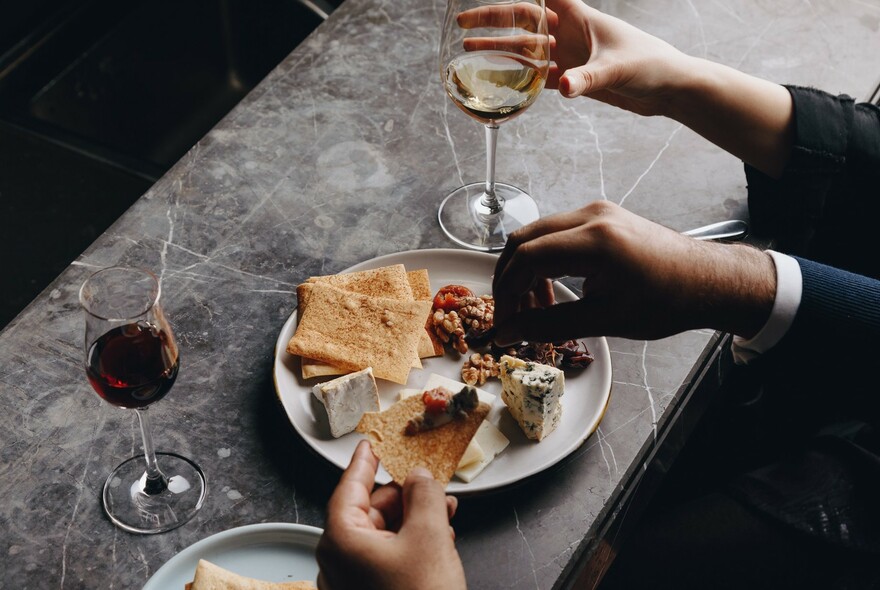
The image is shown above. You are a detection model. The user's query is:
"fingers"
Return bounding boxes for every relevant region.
[494,298,596,346]
[368,484,403,531]
[494,226,595,328]
[326,440,377,523]
[462,34,550,61]
[446,494,459,521]
[493,209,588,294]
[400,467,454,538]
[457,2,548,33]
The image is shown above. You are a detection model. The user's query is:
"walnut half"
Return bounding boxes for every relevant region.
[461,353,500,386]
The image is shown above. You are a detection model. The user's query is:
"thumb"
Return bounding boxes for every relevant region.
[559,61,617,98]
[400,467,453,538]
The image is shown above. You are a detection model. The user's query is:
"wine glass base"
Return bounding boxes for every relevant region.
[438,182,539,251]
[102,451,207,534]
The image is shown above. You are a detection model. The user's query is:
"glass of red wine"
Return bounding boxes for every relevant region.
[80,266,206,534]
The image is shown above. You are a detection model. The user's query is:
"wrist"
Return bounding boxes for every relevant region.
[684,242,776,338]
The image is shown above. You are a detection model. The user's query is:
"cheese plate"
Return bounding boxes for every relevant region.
[273,249,612,494]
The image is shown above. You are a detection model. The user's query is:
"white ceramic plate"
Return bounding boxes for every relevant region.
[143,522,322,589]
[273,249,612,494]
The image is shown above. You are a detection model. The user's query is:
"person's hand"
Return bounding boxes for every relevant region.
[456,0,686,116]
[542,0,696,116]
[316,440,467,590]
[542,0,794,176]
[491,201,776,345]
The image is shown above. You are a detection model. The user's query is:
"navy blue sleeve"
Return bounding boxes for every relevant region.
[788,256,880,344]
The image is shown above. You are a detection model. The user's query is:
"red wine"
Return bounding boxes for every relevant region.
[86,322,179,409]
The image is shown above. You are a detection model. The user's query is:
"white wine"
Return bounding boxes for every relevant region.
[444,51,546,124]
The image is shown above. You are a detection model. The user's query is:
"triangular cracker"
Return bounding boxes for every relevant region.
[356,395,490,485]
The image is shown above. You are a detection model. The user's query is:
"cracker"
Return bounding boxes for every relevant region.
[356,396,490,486]
[407,269,443,358]
[298,265,425,379]
[188,559,316,589]
[287,283,432,384]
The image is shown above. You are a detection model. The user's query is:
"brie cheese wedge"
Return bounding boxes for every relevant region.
[313,367,380,438]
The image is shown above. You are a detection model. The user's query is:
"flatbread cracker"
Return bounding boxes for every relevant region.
[407,269,443,359]
[298,265,424,379]
[306,264,414,299]
[287,283,432,384]
[356,395,490,485]
[188,559,316,589]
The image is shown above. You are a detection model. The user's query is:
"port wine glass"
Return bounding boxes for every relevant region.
[80,266,206,534]
[439,0,550,251]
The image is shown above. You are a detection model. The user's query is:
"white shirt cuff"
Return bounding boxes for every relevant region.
[731,250,802,364]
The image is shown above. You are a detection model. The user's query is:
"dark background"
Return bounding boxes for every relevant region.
[0,0,339,329]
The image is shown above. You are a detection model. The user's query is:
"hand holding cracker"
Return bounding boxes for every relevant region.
[316,441,466,590]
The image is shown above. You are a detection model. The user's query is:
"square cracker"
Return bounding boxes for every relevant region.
[356,395,490,486]
[287,282,432,384]
[298,265,423,378]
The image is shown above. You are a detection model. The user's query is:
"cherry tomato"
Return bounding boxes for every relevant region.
[432,284,473,312]
[422,388,451,414]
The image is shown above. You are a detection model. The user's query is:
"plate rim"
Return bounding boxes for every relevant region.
[272,248,612,495]
[144,522,323,589]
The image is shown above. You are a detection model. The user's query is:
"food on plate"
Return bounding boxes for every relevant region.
[296,264,422,379]
[398,374,506,482]
[312,367,380,438]
[499,355,565,441]
[421,372,495,405]
[186,559,316,589]
[294,265,440,379]
[287,281,432,384]
[404,386,479,435]
[406,269,445,359]
[455,420,510,483]
[356,392,490,485]
[428,284,494,355]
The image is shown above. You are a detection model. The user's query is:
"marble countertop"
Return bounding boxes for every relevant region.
[3,0,879,588]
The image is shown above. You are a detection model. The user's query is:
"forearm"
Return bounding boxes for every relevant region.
[663,57,795,178]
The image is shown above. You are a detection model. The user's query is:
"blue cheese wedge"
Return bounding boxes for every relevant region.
[313,367,380,438]
[499,355,564,441]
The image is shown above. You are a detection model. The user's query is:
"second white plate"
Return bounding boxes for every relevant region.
[144,522,322,589]
[273,249,612,494]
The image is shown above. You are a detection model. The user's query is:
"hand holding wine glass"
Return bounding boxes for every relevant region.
[80,266,206,534]
[439,0,550,251]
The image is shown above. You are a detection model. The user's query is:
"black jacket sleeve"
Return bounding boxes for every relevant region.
[746,86,880,279]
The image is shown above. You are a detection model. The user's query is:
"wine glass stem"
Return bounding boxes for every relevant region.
[135,408,169,495]
[481,123,502,214]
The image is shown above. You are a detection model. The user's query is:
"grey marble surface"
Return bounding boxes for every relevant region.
[2,0,880,588]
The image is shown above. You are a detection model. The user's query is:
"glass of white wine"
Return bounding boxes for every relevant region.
[439,0,550,251]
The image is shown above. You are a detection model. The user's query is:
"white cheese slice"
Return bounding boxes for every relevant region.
[499,355,564,441]
[312,367,380,438]
[455,421,510,482]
